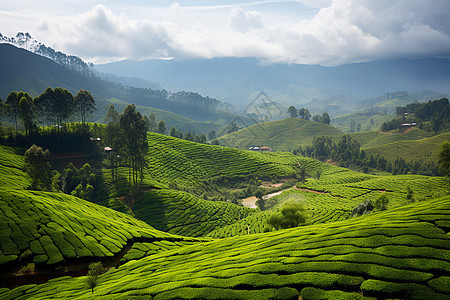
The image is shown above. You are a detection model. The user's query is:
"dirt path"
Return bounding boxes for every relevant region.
[242,186,300,209]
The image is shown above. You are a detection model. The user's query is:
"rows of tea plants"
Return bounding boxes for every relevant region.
[144,133,303,186]
[3,196,449,299]
[208,189,356,238]
[0,189,199,267]
[0,145,30,189]
[144,133,366,187]
[120,240,199,263]
[133,189,254,237]
[207,210,276,238]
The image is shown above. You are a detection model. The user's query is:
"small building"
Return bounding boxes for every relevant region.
[260,146,272,152]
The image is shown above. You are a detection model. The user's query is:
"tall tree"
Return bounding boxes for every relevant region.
[169,126,177,137]
[207,130,216,141]
[34,88,54,131]
[148,113,157,132]
[322,112,330,125]
[439,141,450,177]
[119,104,148,186]
[5,91,20,132]
[105,104,119,124]
[74,90,96,124]
[157,120,167,134]
[288,106,297,118]
[23,144,52,191]
[53,88,74,131]
[18,93,35,138]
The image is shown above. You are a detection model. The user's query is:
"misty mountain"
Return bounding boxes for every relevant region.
[0,32,93,75]
[95,56,450,115]
[0,44,231,122]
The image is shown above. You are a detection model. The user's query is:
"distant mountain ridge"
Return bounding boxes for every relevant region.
[96,56,450,115]
[0,43,233,125]
[0,32,93,75]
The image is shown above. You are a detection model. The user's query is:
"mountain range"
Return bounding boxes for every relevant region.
[96,56,450,115]
[0,43,237,131]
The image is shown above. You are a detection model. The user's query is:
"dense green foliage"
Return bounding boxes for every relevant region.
[382,98,449,133]
[296,133,441,175]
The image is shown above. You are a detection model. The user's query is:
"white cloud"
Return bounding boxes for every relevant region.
[228,8,263,32]
[3,0,449,65]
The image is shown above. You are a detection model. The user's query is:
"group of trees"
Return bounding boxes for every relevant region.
[294,135,440,176]
[381,98,449,133]
[1,88,96,138]
[103,104,148,186]
[287,106,330,125]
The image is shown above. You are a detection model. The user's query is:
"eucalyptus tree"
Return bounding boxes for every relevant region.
[5,91,20,132]
[119,104,148,186]
[288,106,297,118]
[74,89,96,124]
[18,93,35,138]
[34,87,55,132]
[53,88,74,131]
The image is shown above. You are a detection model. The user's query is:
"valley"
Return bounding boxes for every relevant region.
[0,27,449,299]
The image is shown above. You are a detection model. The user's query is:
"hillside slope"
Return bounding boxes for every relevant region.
[2,196,449,299]
[362,131,450,164]
[217,118,344,151]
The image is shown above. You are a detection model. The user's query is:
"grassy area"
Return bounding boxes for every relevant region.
[217,118,344,151]
[362,131,450,164]
[2,196,449,299]
[331,112,395,133]
[349,127,432,149]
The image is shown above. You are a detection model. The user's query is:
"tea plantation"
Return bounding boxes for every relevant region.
[0,145,31,189]
[133,189,253,237]
[1,196,449,299]
[0,189,200,267]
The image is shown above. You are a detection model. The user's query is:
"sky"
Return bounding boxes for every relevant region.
[1,0,450,66]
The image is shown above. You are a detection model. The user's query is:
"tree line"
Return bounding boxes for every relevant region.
[288,106,330,125]
[0,87,96,139]
[381,98,449,133]
[294,135,441,176]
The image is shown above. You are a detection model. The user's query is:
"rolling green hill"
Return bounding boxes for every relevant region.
[2,195,449,299]
[349,127,432,149]
[362,131,450,164]
[331,111,395,132]
[133,189,253,237]
[217,118,345,151]
[0,145,30,189]
[0,188,200,268]
[143,132,302,190]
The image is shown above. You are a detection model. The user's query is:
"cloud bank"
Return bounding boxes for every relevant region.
[18,0,450,65]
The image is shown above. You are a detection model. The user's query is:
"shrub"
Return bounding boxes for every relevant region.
[267,200,309,230]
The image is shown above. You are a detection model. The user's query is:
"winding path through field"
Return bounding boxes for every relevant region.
[242,186,300,208]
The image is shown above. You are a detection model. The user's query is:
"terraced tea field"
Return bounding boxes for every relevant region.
[0,145,30,189]
[0,188,200,268]
[133,189,253,237]
[207,173,448,238]
[144,133,302,188]
[2,196,449,299]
